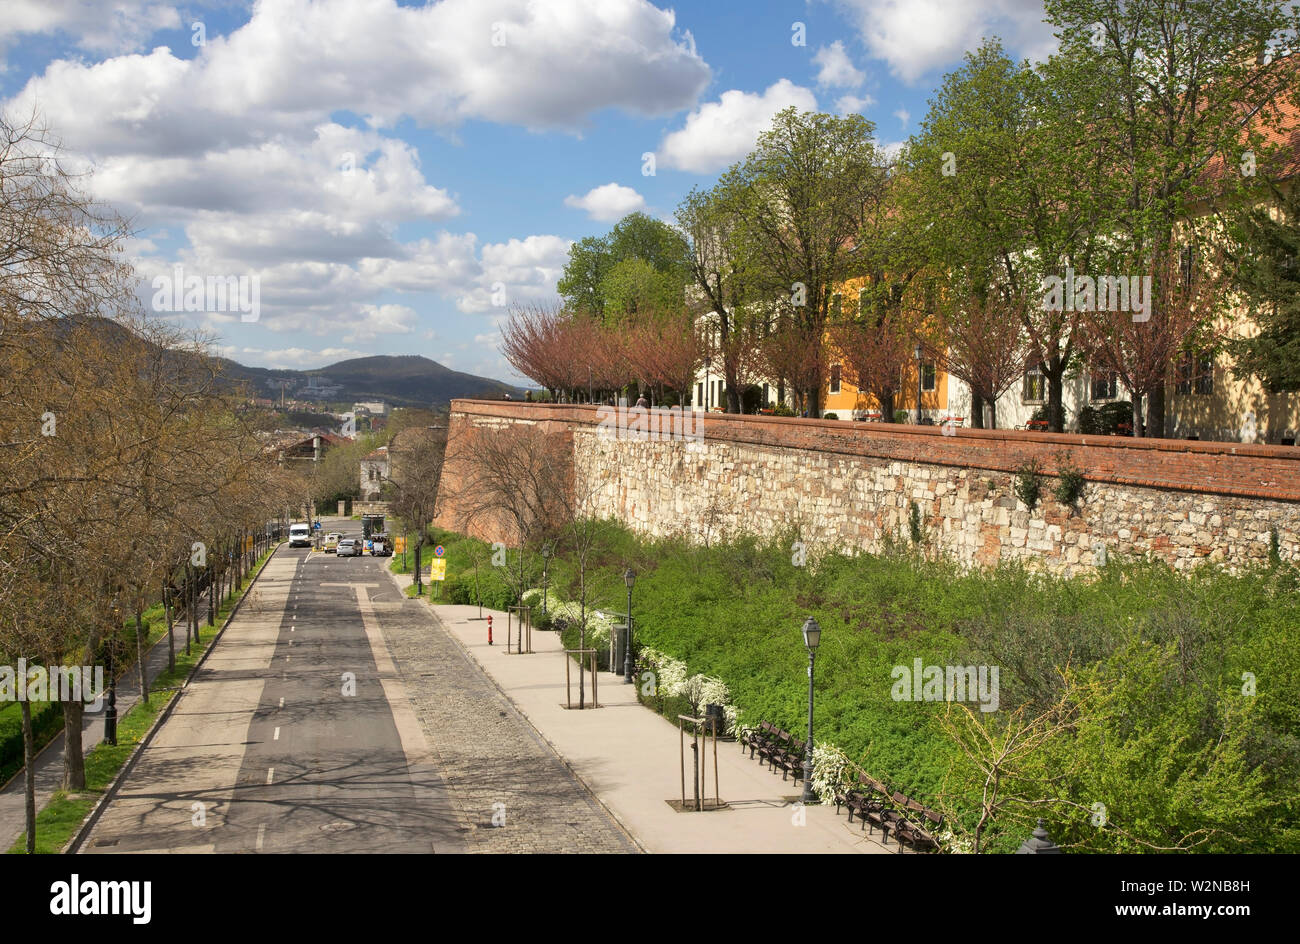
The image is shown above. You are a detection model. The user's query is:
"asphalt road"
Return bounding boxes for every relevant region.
[75,515,637,854]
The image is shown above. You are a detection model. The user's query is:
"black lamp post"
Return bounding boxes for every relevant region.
[622,568,636,683]
[800,616,821,804]
[914,342,924,425]
[1016,819,1063,854]
[540,544,551,619]
[104,596,120,746]
[704,356,711,412]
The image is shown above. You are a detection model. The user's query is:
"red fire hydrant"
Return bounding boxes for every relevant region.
[487,614,493,646]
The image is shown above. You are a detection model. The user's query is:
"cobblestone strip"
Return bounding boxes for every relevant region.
[376,601,639,854]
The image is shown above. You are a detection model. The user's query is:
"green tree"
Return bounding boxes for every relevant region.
[1229,179,1300,392]
[728,108,888,416]
[1043,0,1299,435]
[556,212,690,319]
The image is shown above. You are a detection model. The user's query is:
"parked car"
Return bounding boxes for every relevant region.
[336,538,361,557]
[324,532,341,553]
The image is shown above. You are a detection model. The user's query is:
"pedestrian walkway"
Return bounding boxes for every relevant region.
[0,577,225,852]
[390,571,889,853]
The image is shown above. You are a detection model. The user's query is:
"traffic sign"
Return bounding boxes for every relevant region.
[429,559,447,581]
[394,536,407,553]
[434,545,445,557]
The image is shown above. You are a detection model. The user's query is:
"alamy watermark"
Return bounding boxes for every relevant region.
[1041,267,1151,322]
[1,659,105,710]
[597,403,703,443]
[890,658,1000,712]
[151,266,261,322]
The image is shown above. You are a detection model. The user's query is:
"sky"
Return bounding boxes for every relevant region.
[1,0,1060,385]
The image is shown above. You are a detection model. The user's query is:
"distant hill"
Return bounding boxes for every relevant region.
[215,353,524,407]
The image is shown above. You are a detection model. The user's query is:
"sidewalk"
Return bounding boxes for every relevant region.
[392,571,889,854]
[0,570,228,852]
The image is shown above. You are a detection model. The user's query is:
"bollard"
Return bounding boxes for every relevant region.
[487,614,493,646]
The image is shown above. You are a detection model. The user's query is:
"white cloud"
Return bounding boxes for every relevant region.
[216,345,372,370]
[658,79,818,174]
[827,0,1056,84]
[893,108,910,128]
[8,0,711,156]
[564,183,646,221]
[0,1,181,61]
[835,94,876,115]
[812,41,865,88]
[878,140,905,163]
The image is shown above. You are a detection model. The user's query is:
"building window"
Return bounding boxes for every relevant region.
[1089,371,1118,401]
[921,362,936,393]
[1023,362,1046,403]
[1176,353,1214,396]
[829,364,841,394]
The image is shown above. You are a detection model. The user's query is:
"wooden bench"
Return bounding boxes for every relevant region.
[893,798,944,854]
[773,735,806,782]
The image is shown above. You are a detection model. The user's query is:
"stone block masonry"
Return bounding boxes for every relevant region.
[437,401,1300,576]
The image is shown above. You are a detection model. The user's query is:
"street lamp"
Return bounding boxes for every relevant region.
[704,356,711,412]
[914,343,924,425]
[105,595,121,746]
[800,616,821,804]
[622,568,636,683]
[541,544,551,619]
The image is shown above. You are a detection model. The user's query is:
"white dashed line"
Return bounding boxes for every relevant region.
[265,768,275,785]
[278,697,284,708]
[273,727,280,741]
[256,824,266,851]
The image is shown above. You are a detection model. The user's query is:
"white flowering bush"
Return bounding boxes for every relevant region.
[520,587,563,614]
[810,741,852,805]
[937,828,972,854]
[639,646,688,698]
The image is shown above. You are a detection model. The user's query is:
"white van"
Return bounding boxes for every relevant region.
[288,523,312,547]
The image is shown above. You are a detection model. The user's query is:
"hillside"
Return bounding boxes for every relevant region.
[215,353,523,407]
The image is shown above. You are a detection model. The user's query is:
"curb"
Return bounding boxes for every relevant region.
[61,545,281,855]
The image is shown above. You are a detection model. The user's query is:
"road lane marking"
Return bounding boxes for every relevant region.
[273,727,280,740]
[265,768,274,784]
[279,697,284,708]
[347,583,433,768]
[256,824,266,851]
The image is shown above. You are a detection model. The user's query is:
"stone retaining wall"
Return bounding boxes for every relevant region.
[438,400,1300,575]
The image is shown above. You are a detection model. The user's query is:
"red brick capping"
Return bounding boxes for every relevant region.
[450,399,1300,504]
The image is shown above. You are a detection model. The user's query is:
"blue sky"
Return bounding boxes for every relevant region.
[1,0,1057,385]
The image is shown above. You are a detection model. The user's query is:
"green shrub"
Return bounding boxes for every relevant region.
[1052,451,1086,508]
[1014,458,1043,511]
[823,412,839,420]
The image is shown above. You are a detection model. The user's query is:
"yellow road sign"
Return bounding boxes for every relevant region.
[395,536,407,553]
[429,559,447,581]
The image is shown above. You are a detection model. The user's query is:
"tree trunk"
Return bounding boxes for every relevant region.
[880,392,896,422]
[1146,384,1165,438]
[135,604,149,706]
[1047,357,1066,432]
[970,392,985,429]
[62,699,85,790]
[988,398,999,430]
[208,570,216,626]
[1133,395,1145,438]
[21,700,36,854]
[163,579,175,674]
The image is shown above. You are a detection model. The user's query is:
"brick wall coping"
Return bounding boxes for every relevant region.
[450,399,1300,503]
